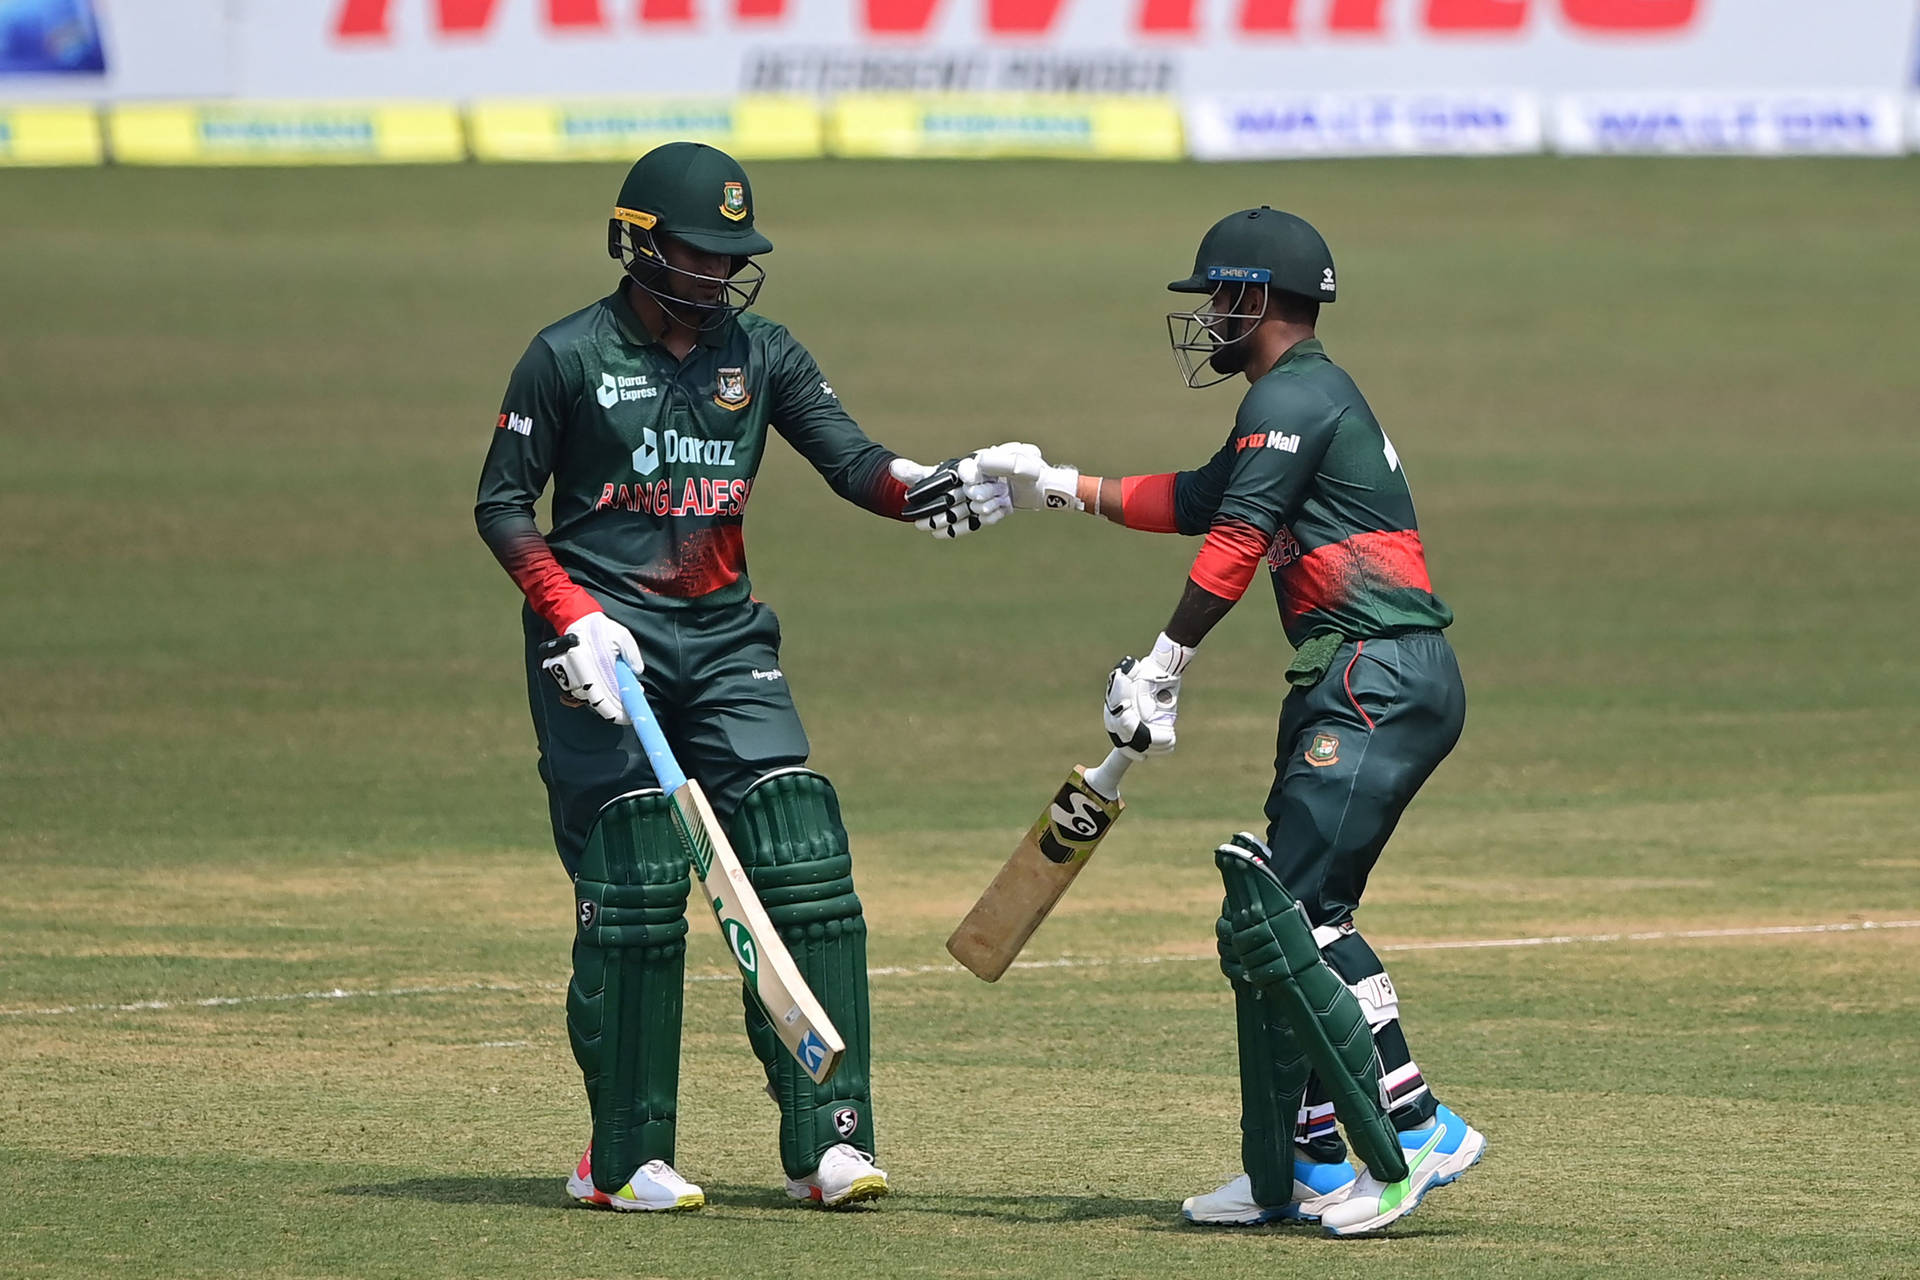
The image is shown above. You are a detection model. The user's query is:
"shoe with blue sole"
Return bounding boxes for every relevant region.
[1318,1103,1485,1237]
[1181,1155,1359,1226]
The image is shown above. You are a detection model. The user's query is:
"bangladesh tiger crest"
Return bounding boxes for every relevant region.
[1306,732,1340,767]
[719,181,748,222]
[714,366,750,410]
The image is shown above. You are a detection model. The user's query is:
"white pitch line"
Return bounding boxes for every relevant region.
[0,980,542,1021]
[3,919,1915,1022]
[1376,918,1920,952]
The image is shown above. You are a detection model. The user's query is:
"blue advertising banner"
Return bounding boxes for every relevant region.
[0,0,105,75]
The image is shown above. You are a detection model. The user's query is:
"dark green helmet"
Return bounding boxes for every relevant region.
[1166,206,1334,388]
[607,141,771,330]
[1167,206,1335,303]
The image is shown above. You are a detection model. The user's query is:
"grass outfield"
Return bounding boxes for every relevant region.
[2,157,1918,1278]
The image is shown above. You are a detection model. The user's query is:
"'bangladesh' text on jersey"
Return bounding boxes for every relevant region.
[475,285,903,628]
[1170,338,1452,647]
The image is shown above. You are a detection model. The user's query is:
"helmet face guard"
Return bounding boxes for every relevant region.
[609,212,765,332]
[1167,268,1270,389]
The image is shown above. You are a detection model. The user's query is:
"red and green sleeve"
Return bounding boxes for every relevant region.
[1107,341,1452,650]
[1112,389,1338,607]
[474,337,602,633]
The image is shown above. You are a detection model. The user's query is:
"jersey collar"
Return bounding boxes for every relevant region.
[1274,336,1326,368]
[607,281,734,351]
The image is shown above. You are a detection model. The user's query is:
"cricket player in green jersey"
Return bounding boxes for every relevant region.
[475,142,1009,1213]
[972,207,1485,1235]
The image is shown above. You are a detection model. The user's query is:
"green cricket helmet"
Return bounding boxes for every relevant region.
[607,141,772,330]
[1166,207,1336,388]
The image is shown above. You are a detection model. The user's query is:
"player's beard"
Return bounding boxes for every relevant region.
[646,266,725,329]
[1206,315,1254,375]
[632,253,763,332]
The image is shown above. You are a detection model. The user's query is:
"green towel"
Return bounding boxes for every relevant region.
[1285,632,1346,689]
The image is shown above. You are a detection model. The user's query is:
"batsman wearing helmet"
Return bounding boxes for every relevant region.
[972,207,1484,1234]
[475,142,1008,1212]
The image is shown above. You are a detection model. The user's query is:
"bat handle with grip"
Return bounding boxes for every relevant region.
[614,659,688,793]
[1083,747,1133,802]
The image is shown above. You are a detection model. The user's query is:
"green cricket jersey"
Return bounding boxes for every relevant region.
[1172,338,1452,648]
[475,285,905,627]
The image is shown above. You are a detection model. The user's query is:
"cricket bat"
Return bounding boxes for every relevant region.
[946,747,1133,982]
[614,659,844,1084]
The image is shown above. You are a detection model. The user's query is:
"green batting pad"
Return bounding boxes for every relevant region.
[570,789,690,1193]
[1216,835,1409,1184]
[1218,911,1311,1207]
[731,769,874,1178]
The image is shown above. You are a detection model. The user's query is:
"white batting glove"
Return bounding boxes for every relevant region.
[890,457,1012,540]
[1103,633,1195,759]
[539,611,643,725]
[968,441,1082,512]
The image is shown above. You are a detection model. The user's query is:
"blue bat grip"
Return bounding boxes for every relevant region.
[615,659,687,793]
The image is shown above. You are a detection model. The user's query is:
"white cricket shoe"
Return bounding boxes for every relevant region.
[784,1143,889,1208]
[567,1145,705,1212]
[1181,1156,1358,1226]
[1319,1104,1485,1237]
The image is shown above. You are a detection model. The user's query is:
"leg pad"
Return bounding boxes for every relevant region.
[1216,833,1409,1184]
[730,770,874,1178]
[569,790,690,1192]
[1218,913,1310,1206]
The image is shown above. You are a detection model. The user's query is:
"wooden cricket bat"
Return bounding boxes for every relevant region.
[615,660,844,1084]
[947,748,1133,982]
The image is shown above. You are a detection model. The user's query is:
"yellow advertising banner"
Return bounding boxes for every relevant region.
[470,97,822,162]
[108,102,465,166]
[0,105,104,166]
[829,95,1183,160]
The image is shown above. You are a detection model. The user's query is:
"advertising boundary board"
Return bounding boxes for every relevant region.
[1185,92,1543,159]
[107,101,465,165]
[829,93,1182,159]
[469,97,823,162]
[0,103,104,165]
[7,90,1920,165]
[1553,91,1907,155]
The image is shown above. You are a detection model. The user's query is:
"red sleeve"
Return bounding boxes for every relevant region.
[491,524,602,633]
[870,468,908,520]
[1119,473,1180,533]
[1188,519,1269,602]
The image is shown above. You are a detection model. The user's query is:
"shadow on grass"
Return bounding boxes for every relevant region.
[332,1175,562,1209]
[889,1190,1185,1230]
[328,1178,1470,1240]
[874,1190,1473,1240]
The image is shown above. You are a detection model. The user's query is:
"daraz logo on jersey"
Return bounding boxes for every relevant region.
[631,427,738,476]
[599,372,657,407]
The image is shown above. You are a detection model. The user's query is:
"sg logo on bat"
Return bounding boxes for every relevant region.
[1037,780,1116,865]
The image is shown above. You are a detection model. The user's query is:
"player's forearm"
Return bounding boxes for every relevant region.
[1163,578,1238,647]
[793,427,909,520]
[846,448,910,520]
[1074,475,1122,524]
[1161,519,1268,646]
[475,509,600,632]
[1073,473,1183,533]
